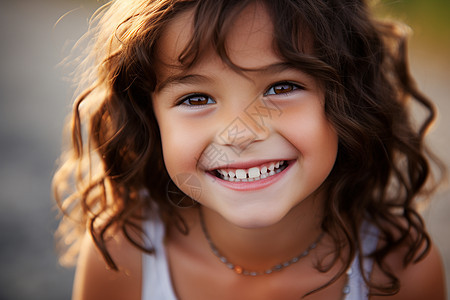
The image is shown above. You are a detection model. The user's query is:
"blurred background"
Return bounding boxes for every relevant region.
[0,0,448,299]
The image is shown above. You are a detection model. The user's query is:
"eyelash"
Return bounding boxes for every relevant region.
[176,94,216,107]
[176,82,303,107]
[264,81,304,97]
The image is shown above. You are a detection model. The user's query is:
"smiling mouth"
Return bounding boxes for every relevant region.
[210,160,289,182]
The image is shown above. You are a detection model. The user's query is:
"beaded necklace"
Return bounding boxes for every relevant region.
[198,209,353,298]
[199,209,324,276]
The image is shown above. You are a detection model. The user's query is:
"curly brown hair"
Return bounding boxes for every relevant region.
[53,0,444,296]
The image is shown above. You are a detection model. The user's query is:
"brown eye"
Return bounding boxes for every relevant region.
[180,94,216,106]
[265,82,301,96]
[274,84,293,94]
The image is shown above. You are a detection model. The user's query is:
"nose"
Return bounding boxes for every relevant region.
[216,97,279,154]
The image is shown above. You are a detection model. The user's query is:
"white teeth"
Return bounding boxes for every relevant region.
[248,167,260,178]
[235,169,246,179]
[215,160,287,182]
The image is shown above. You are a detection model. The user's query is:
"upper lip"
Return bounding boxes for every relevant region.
[206,159,293,171]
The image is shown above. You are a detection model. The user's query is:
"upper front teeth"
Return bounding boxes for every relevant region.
[216,161,286,181]
[248,167,260,178]
[236,169,246,179]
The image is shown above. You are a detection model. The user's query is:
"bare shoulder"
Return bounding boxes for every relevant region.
[72,228,142,300]
[370,236,446,300]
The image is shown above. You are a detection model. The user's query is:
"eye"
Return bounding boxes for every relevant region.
[178,94,216,106]
[264,82,303,96]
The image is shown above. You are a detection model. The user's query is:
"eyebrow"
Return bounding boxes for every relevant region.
[155,62,297,92]
[156,74,212,92]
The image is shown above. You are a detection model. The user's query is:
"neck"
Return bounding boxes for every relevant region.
[199,193,325,272]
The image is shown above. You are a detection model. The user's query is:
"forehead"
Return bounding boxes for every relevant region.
[155,2,281,71]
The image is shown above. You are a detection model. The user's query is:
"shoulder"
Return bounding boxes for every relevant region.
[369,234,446,300]
[72,228,142,300]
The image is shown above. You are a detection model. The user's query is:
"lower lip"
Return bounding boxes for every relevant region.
[206,160,295,191]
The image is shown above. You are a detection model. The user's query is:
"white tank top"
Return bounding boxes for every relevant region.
[141,213,379,300]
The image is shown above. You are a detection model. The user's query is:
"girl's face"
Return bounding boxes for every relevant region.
[152,3,338,228]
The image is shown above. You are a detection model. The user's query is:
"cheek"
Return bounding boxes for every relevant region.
[280,104,338,171]
[156,114,208,179]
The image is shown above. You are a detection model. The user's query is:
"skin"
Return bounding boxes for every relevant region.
[72,3,446,300]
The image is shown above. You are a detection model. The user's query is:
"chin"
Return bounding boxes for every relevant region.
[221,205,289,229]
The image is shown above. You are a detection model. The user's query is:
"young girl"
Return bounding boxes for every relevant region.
[53,0,446,299]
